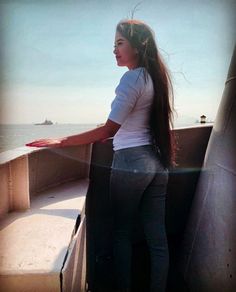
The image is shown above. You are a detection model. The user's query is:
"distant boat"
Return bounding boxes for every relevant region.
[34,119,53,125]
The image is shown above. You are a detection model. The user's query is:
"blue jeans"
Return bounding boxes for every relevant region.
[109,145,169,292]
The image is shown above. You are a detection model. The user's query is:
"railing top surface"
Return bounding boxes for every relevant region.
[174,123,213,131]
[0,146,44,165]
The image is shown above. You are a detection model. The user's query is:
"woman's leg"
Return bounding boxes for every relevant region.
[109,147,156,290]
[140,170,169,292]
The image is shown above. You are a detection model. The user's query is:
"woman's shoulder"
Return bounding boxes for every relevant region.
[120,67,147,85]
[123,67,145,76]
[116,67,153,97]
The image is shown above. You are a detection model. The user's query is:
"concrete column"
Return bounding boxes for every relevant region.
[9,155,30,211]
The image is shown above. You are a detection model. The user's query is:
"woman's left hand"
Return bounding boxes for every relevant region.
[26,137,66,148]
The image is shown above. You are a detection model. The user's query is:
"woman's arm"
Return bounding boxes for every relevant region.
[26,119,120,148]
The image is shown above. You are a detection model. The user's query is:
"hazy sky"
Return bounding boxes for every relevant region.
[0,0,235,125]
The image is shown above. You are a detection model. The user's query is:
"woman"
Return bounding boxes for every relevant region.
[26,19,175,292]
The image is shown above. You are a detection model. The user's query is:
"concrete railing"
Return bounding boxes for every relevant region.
[0,144,92,218]
[0,125,213,292]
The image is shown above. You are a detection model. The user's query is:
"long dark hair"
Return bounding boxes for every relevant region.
[116,19,176,168]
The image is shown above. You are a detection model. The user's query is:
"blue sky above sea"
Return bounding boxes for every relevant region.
[0,0,235,126]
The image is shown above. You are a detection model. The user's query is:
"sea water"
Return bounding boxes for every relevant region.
[0,124,97,153]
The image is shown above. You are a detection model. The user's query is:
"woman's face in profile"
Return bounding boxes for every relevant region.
[113,31,139,70]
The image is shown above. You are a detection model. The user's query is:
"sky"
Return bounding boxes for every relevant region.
[0,0,235,125]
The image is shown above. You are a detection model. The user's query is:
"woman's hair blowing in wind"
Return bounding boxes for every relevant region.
[116,19,176,168]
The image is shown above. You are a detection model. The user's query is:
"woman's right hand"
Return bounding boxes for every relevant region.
[26,137,67,148]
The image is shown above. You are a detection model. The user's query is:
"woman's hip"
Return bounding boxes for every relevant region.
[111,144,168,175]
